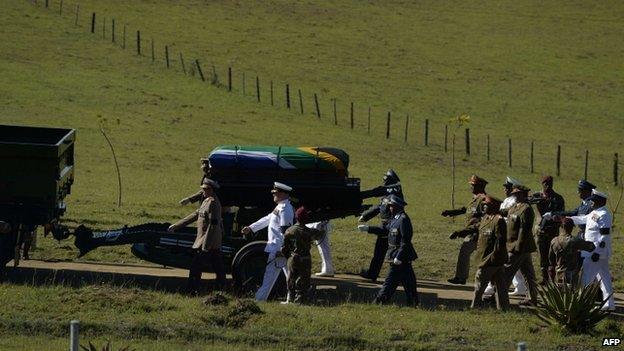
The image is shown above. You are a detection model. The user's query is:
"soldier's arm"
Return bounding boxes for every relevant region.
[449,227,478,239]
[492,217,507,264]
[248,214,271,233]
[396,217,413,262]
[552,205,579,217]
[281,229,294,256]
[360,186,387,199]
[516,208,534,252]
[204,200,219,240]
[170,210,199,231]
[366,225,388,236]
[548,241,556,268]
[569,214,588,225]
[359,205,381,222]
[573,240,596,253]
[179,191,203,205]
[441,207,467,217]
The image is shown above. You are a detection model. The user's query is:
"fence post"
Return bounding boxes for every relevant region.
[195,60,205,81]
[102,16,106,40]
[179,52,185,74]
[556,145,561,177]
[45,0,48,8]
[465,128,470,156]
[367,106,371,134]
[424,119,429,146]
[270,81,274,106]
[151,38,155,62]
[584,150,589,180]
[70,320,80,351]
[333,98,338,125]
[508,138,512,168]
[286,84,290,109]
[59,0,63,15]
[165,46,169,68]
[444,125,448,152]
[350,102,354,129]
[122,24,126,49]
[257,77,261,103]
[516,342,527,351]
[314,93,320,118]
[530,140,534,173]
[242,73,246,95]
[74,4,79,26]
[298,89,303,114]
[136,30,141,55]
[227,67,232,92]
[90,12,95,33]
[386,112,391,139]
[111,18,115,43]
[404,114,409,143]
[614,153,619,186]
[486,134,490,161]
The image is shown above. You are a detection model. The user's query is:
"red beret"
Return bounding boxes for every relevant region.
[295,206,310,224]
[541,175,554,184]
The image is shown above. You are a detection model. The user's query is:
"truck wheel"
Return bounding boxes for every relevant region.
[231,241,287,299]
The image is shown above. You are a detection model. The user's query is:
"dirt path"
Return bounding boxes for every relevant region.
[8,259,624,313]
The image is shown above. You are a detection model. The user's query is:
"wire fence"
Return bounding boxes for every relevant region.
[26,0,622,189]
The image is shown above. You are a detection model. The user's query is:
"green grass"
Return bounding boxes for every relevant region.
[2,0,623,291]
[0,283,620,350]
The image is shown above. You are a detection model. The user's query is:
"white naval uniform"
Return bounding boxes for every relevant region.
[249,199,295,301]
[485,196,526,295]
[307,221,334,275]
[571,206,615,310]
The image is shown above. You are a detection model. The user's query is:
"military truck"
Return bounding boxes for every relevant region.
[0,124,75,273]
[75,145,382,296]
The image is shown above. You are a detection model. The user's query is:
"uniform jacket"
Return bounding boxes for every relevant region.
[173,196,223,251]
[475,214,508,268]
[549,233,595,274]
[532,190,565,236]
[249,199,295,253]
[570,206,612,259]
[383,212,417,263]
[282,223,324,257]
[465,193,487,228]
[553,199,592,236]
[506,202,537,254]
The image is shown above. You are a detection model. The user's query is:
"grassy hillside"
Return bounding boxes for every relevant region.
[1,0,623,289]
[1,283,620,351]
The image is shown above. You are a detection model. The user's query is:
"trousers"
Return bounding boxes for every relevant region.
[375,262,419,306]
[472,266,509,310]
[455,237,477,281]
[287,254,312,303]
[255,251,289,301]
[581,258,614,310]
[315,235,334,274]
[187,249,226,293]
[504,252,538,303]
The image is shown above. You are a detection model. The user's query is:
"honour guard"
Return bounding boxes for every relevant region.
[548,217,595,288]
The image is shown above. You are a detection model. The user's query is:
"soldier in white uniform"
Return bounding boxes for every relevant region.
[242,182,295,302]
[484,177,526,297]
[566,189,615,311]
[307,221,334,277]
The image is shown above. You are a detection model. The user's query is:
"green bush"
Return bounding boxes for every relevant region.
[534,281,611,334]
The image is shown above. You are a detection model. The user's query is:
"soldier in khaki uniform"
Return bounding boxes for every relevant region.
[281,207,324,304]
[504,185,538,306]
[548,217,595,289]
[529,175,565,285]
[443,175,488,285]
[464,196,510,310]
[169,178,225,294]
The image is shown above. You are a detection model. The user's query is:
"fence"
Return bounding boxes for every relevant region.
[26,0,622,187]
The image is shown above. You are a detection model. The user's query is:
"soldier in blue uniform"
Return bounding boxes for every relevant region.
[358,169,404,282]
[546,180,596,238]
[359,195,418,306]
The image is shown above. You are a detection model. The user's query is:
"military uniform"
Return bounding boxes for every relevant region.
[570,190,615,310]
[471,213,509,310]
[504,199,538,304]
[531,189,565,281]
[282,223,324,303]
[372,198,419,306]
[171,192,225,294]
[0,221,15,282]
[548,232,595,288]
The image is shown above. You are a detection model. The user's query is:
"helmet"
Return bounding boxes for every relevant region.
[383,169,400,185]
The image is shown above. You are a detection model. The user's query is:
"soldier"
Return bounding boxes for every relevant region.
[504,185,539,306]
[281,207,324,304]
[168,178,225,295]
[242,182,295,301]
[358,169,403,282]
[530,175,565,285]
[443,174,488,285]
[568,189,615,311]
[548,217,595,289]
[308,220,334,277]
[462,196,510,310]
[359,195,419,306]
[546,180,596,238]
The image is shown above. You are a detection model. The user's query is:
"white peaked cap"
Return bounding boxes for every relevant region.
[273,182,293,193]
[591,188,608,199]
[505,176,522,186]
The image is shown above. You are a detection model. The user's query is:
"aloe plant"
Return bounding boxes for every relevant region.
[534,281,611,334]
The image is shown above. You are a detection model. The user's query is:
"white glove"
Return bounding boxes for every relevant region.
[542,212,552,220]
[357,225,369,232]
[393,258,402,265]
[167,225,177,233]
